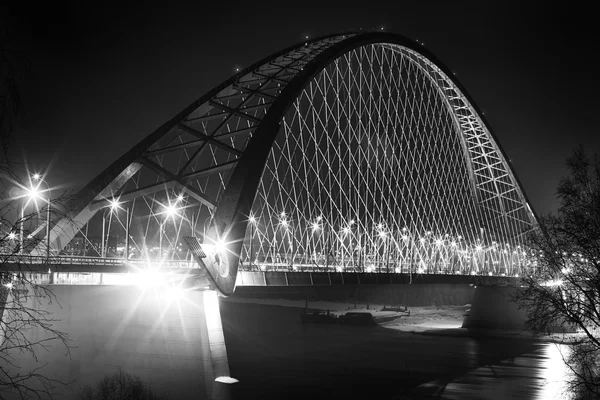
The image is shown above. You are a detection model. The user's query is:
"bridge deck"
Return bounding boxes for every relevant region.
[1,256,518,287]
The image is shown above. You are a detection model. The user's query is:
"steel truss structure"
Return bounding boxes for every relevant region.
[29,32,537,296]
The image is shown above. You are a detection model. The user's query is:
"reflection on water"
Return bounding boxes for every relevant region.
[221,301,576,400]
[413,341,574,400]
[536,344,572,400]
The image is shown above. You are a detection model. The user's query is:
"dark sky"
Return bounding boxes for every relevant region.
[2,1,598,216]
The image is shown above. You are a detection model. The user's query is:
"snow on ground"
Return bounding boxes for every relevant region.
[224,297,587,343]
[224,296,468,332]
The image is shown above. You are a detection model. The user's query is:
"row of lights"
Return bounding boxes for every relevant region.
[245,213,527,251]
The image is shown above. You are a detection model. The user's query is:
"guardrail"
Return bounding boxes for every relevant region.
[0,254,520,277]
[0,255,196,269]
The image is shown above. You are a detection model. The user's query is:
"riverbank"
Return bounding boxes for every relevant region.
[219,299,569,399]
[223,296,583,343]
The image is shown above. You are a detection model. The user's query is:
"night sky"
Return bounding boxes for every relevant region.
[2,2,598,216]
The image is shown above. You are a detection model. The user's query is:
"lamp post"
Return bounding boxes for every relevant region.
[19,174,51,256]
[377,225,387,273]
[101,198,125,258]
[160,200,180,260]
[19,205,24,255]
[32,174,51,259]
[248,215,257,268]
[124,206,130,260]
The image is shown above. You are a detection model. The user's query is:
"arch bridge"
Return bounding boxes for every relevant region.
[25,32,537,296]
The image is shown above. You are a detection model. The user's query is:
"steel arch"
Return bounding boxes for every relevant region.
[32,32,538,297]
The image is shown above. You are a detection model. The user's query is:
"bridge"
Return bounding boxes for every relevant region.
[1,31,537,399]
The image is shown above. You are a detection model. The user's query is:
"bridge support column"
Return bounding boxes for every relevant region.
[203,289,238,400]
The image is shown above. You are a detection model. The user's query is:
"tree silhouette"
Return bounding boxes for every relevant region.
[516,146,600,399]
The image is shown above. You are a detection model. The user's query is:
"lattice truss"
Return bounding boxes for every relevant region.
[240,44,536,276]
[41,35,348,261]
[40,34,536,276]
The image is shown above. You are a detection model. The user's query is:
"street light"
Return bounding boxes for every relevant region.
[278,216,289,266]
[32,174,52,259]
[160,202,180,259]
[378,230,390,272]
[101,199,119,258]
[248,215,256,266]
[19,175,51,256]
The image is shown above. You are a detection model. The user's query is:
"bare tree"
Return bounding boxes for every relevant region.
[0,29,75,398]
[1,182,76,398]
[77,370,168,400]
[515,146,600,399]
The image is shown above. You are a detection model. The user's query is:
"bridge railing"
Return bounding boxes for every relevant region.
[0,255,197,269]
[0,254,522,277]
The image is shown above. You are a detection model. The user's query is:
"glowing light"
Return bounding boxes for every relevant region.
[280,219,288,227]
[316,216,322,221]
[379,231,386,238]
[27,185,40,200]
[343,227,350,234]
[249,216,256,223]
[135,270,163,289]
[401,235,409,241]
[4,282,13,289]
[214,240,226,254]
[435,239,442,246]
[164,203,178,217]
[32,173,41,180]
[162,286,185,303]
[280,211,286,217]
[561,267,571,274]
[8,232,16,240]
[176,194,184,202]
[109,198,119,211]
[377,223,383,230]
[542,279,563,287]
[349,219,355,225]
[311,222,320,231]
[475,245,482,251]
[451,241,457,247]
[215,376,239,384]
[394,267,401,273]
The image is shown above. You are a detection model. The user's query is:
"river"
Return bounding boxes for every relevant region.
[220,301,572,400]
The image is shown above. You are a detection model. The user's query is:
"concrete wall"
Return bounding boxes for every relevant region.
[2,285,216,399]
[462,284,527,330]
[232,283,476,307]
